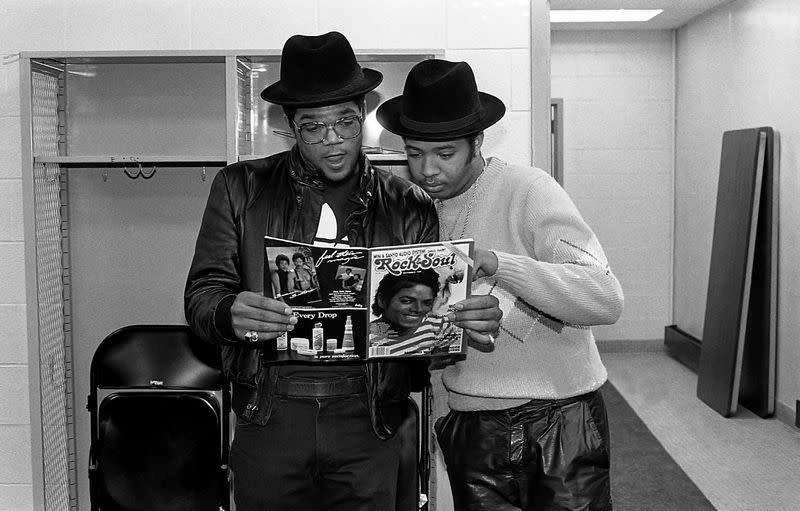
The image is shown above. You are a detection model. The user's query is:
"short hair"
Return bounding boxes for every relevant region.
[275,254,290,266]
[371,269,440,316]
[292,252,306,263]
[465,132,482,160]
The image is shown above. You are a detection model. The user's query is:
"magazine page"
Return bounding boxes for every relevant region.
[366,239,473,360]
[263,236,369,363]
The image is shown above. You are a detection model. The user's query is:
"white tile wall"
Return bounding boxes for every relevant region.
[0,0,64,51]
[0,42,29,509]
[0,118,22,179]
[564,148,673,176]
[551,30,675,342]
[446,0,529,49]
[510,49,531,111]
[0,181,24,241]
[0,484,34,511]
[64,0,193,51]
[319,0,446,49]
[481,111,532,167]
[0,367,29,424]
[0,243,25,304]
[190,0,318,50]
[0,59,20,118]
[0,426,32,484]
[567,172,672,200]
[0,306,27,365]
[445,49,513,106]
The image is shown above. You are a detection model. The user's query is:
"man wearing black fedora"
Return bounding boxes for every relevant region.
[185,34,501,510]
[378,59,624,510]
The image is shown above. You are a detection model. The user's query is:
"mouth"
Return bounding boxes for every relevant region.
[325,153,347,168]
[422,182,444,194]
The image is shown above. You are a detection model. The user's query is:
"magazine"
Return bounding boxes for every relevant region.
[261,236,473,363]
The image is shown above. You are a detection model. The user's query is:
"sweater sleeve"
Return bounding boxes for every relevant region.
[491,175,623,327]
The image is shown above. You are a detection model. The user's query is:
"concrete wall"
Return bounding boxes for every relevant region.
[551,30,675,342]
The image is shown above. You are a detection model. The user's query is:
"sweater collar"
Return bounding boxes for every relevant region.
[436,156,504,209]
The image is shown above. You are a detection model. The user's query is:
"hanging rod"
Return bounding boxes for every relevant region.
[33,155,228,164]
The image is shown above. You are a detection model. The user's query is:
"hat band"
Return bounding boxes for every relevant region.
[400,110,482,132]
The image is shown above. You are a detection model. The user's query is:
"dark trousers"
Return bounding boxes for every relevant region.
[435,390,612,511]
[230,382,401,511]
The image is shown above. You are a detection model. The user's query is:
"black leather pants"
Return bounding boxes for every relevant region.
[435,390,611,511]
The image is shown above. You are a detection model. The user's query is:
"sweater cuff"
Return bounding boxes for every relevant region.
[491,250,527,283]
[213,293,238,341]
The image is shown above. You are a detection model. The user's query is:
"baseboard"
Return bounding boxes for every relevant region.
[596,339,665,353]
[664,324,701,372]
[774,399,797,430]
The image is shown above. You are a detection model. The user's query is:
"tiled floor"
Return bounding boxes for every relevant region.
[603,350,800,511]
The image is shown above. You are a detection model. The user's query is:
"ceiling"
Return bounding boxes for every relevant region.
[550,0,734,30]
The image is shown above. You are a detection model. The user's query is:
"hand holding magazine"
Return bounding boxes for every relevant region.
[261,236,473,363]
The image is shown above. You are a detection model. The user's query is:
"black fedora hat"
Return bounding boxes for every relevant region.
[376,59,505,140]
[260,31,383,108]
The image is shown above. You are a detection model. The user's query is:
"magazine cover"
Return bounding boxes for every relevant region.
[367,240,473,359]
[261,236,472,363]
[263,237,368,363]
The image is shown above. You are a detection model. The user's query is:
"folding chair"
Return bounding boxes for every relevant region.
[87,324,230,511]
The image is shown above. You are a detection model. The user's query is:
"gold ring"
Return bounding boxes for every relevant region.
[244,330,259,342]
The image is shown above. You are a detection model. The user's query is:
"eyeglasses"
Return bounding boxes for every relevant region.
[292,115,363,144]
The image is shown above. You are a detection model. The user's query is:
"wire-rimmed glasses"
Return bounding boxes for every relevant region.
[293,115,363,144]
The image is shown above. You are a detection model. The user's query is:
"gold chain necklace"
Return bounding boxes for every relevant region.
[437,185,477,241]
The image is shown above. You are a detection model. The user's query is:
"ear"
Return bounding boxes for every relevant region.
[473,132,485,152]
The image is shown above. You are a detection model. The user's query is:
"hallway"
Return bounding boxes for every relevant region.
[603,348,800,511]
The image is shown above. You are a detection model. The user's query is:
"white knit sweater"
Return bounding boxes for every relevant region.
[437,157,624,411]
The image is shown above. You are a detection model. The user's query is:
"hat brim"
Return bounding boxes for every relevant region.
[376,92,505,141]
[260,68,383,107]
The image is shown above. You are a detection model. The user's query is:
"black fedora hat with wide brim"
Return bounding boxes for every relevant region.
[376,59,505,141]
[261,31,383,108]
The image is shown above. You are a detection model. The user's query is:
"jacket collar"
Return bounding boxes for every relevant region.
[287,144,375,204]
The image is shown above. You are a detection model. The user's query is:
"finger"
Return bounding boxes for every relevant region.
[452,295,500,311]
[465,330,495,346]
[237,293,295,315]
[236,303,297,325]
[236,317,295,333]
[235,328,283,343]
[450,308,503,323]
[455,321,500,337]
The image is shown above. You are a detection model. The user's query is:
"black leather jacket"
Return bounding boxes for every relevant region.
[185,146,439,439]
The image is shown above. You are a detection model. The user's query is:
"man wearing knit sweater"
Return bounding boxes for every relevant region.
[378,60,624,510]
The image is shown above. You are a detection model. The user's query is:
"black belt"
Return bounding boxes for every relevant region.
[275,377,366,397]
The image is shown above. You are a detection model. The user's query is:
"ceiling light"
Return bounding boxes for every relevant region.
[550,9,663,23]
